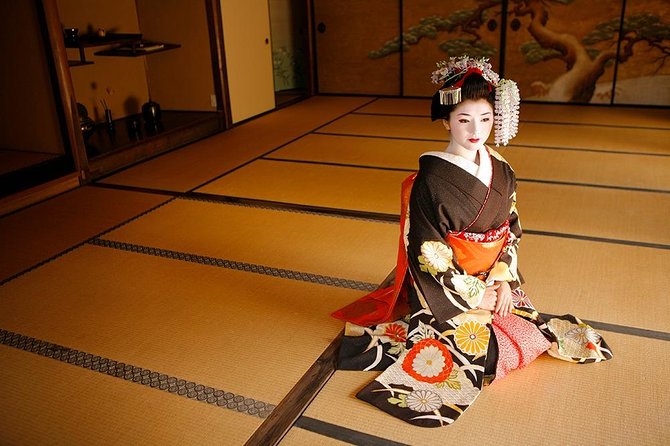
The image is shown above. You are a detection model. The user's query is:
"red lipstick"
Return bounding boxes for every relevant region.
[468,138,480,143]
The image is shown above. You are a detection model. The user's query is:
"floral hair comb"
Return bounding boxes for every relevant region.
[432,56,520,146]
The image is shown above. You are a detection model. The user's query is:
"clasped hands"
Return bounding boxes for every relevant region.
[477,281,514,317]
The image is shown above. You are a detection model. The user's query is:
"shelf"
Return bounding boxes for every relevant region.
[84,111,222,160]
[68,60,94,67]
[64,33,179,63]
[84,111,223,179]
[94,42,181,57]
[64,33,143,49]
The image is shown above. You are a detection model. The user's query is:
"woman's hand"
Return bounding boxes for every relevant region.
[477,283,499,311]
[494,281,514,317]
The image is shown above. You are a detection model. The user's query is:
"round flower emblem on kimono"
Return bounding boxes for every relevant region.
[420,241,454,273]
[454,320,490,357]
[383,323,408,343]
[406,390,443,413]
[565,324,601,348]
[402,338,454,384]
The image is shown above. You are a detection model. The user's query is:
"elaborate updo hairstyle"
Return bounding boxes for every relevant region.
[430,73,495,121]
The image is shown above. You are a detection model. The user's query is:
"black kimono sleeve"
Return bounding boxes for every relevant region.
[406,175,489,324]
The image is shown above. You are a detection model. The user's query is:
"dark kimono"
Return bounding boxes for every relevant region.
[335,148,612,428]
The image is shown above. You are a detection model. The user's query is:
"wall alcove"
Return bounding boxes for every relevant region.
[48,0,230,180]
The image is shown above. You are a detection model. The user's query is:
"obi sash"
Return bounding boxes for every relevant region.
[444,148,507,279]
[447,220,509,280]
[331,148,507,326]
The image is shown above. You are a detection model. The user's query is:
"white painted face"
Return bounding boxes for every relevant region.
[444,99,494,155]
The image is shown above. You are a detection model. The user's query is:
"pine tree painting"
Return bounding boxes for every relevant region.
[369,0,670,103]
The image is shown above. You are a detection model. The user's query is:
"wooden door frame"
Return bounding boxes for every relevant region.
[205,0,233,129]
[39,0,89,182]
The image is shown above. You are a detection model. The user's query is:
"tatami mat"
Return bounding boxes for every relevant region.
[270,134,670,191]
[358,98,670,129]
[196,160,409,215]
[99,196,668,333]
[103,199,398,285]
[318,114,670,154]
[269,133,429,171]
[501,146,670,191]
[0,245,357,405]
[99,96,372,192]
[518,235,669,333]
[518,182,669,245]
[298,331,668,445]
[196,159,669,246]
[2,97,667,445]
[0,186,169,282]
[0,345,263,445]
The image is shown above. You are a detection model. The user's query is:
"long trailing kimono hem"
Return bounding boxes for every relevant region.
[334,147,612,427]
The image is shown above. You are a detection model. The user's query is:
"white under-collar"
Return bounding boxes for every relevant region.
[422,146,492,186]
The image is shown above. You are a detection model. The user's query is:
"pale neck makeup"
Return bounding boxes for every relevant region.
[443,99,494,165]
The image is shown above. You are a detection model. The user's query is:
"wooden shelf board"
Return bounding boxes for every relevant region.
[64,33,142,48]
[94,43,180,57]
[68,60,94,67]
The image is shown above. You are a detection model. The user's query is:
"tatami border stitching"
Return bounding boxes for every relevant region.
[86,238,670,342]
[0,328,275,418]
[182,193,399,224]
[88,238,378,292]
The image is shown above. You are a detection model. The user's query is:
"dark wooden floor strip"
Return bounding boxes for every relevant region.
[245,333,343,446]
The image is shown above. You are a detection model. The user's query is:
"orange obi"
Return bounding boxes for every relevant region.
[446,220,509,279]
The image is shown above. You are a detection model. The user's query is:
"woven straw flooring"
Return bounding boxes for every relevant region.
[1,96,668,445]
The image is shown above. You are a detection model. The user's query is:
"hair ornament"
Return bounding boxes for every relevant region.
[431,56,520,146]
[494,79,520,146]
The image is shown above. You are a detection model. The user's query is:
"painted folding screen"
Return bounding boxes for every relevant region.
[314,0,670,106]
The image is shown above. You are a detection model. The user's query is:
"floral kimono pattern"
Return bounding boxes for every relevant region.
[336,149,612,427]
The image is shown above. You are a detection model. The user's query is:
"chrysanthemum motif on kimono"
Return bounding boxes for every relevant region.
[565,325,601,346]
[402,338,454,384]
[419,241,454,274]
[406,390,443,412]
[383,323,408,343]
[454,320,490,358]
[547,318,604,359]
